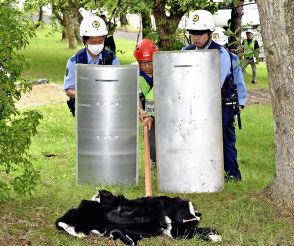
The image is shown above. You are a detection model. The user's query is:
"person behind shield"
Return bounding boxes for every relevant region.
[212,27,247,108]
[182,10,243,181]
[100,14,117,54]
[64,15,120,116]
[241,29,260,84]
[133,39,159,168]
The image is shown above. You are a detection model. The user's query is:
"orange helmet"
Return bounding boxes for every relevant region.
[133,39,159,61]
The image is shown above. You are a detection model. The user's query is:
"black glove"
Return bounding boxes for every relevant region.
[66,97,75,117]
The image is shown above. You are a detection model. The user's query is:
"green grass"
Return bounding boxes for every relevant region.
[242,62,269,90]
[22,26,136,85]
[1,103,293,245]
[3,26,293,245]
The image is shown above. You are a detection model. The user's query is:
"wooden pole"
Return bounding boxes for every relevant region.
[143,125,152,197]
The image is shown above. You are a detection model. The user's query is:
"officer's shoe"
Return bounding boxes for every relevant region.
[251,80,256,84]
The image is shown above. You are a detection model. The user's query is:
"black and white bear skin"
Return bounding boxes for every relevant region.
[56,190,221,245]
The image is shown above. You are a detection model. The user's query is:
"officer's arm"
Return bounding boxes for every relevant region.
[65,88,75,98]
[235,66,247,106]
[63,57,76,97]
[138,99,153,131]
[139,107,147,121]
[254,41,260,59]
[220,49,231,87]
[142,114,154,131]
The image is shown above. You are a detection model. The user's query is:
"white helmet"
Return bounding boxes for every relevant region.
[186,10,215,32]
[212,27,228,45]
[245,29,254,34]
[80,15,108,37]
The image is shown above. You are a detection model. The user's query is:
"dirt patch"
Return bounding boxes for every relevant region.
[247,88,271,105]
[16,83,66,109]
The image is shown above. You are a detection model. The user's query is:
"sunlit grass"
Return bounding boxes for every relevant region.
[1,104,293,245]
[3,25,293,246]
[243,62,269,90]
[22,26,136,85]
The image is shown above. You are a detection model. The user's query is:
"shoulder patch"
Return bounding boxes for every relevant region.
[65,67,69,77]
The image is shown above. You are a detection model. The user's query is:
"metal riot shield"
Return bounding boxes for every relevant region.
[76,65,138,185]
[154,50,224,193]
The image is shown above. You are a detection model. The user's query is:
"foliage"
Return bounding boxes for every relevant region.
[116,0,220,15]
[118,0,220,49]
[21,0,251,50]
[23,0,49,21]
[45,0,221,49]
[219,0,256,8]
[21,0,222,50]
[0,2,43,202]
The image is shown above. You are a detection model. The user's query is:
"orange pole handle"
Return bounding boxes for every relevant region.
[143,125,152,197]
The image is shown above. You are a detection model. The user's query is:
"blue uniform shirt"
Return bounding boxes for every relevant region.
[64,49,120,90]
[182,40,231,86]
[231,53,247,106]
[182,40,247,106]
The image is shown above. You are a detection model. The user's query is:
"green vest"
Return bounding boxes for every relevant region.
[244,39,256,58]
[139,76,154,116]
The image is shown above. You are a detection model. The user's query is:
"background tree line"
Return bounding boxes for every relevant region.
[24,0,255,51]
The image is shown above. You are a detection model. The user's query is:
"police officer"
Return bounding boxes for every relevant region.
[212,27,247,107]
[100,14,117,54]
[64,15,120,116]
[242,29,260,83]
[133,39,159,167]
[182,10,243,180]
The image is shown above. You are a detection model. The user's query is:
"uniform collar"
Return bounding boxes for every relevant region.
[194,39,212,50]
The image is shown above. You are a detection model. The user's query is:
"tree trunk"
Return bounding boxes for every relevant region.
[68,0,83,23]
[152,0,184,50]
[119,13,128,26]
[229,0,244,53]
[35,5,44,28]
[141,12,152,38]
[62,13,68,40]
[256,0,294,206]
[67,0,83,45]
[52,4,68,41]
[67,14,76,49]
[74,17,82,45]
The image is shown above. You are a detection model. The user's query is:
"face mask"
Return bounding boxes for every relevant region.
[87,44,104,55]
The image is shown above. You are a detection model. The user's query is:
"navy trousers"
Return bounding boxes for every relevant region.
[149,124,156,163]
[222,106,242,180]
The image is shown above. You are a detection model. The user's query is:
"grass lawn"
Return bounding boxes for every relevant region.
[21,26,137,85]
[0,103,293,245]
[2,25,293,246]
[243,62,269,90]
